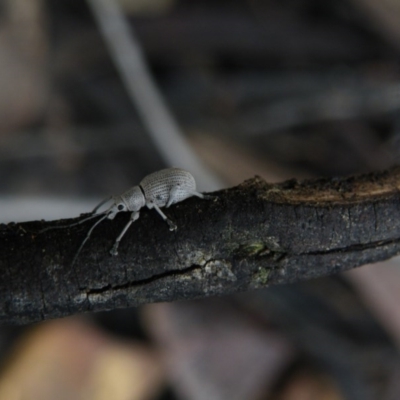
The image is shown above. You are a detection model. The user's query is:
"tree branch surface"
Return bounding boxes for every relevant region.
[2,168,400,324]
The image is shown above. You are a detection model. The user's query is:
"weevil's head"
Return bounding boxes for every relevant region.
[107,186,145,219]
[107,197,127,220]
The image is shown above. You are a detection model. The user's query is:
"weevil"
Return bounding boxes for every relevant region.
[41,168,207,265]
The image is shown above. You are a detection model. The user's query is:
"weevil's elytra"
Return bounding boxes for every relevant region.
[40,168,207,266]
[140,168,197,207]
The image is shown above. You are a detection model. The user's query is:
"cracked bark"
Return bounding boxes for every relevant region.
[2,167,400,324]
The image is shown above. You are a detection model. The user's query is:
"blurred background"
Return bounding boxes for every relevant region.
[2,0,400,399]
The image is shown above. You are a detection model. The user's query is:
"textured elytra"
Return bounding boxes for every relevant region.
[140,168,197,206]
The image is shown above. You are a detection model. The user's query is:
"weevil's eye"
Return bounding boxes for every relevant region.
[117,204,125,211]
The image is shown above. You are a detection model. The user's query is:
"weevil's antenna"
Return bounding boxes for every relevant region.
[71,213,110,267]
[39,211,107,234]
[92,196,112,214]
[39,202,114,234]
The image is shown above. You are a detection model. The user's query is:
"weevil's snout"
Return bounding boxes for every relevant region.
[107,206,118,220]
[107,197,127,219]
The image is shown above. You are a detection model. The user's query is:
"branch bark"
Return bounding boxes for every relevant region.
[2,168,400,324]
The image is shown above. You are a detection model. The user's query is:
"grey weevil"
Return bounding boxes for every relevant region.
[41,168,207,265]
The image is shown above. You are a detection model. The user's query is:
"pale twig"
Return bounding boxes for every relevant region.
[86,0,221,191]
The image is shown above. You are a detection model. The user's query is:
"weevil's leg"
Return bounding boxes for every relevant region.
[189,191,215,200]
[91,196,112,214]
[165,188,209,208]
[110,211,139,256]
[71,213,109,267]
[189,190,207,199]
[166,185,181,208]
[39,211,108,234]
[152,203,177,231]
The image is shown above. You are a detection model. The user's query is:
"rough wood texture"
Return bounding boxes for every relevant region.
[2,168,400,325]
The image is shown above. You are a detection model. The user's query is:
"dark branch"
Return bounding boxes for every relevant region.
[2,167,400,324]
